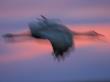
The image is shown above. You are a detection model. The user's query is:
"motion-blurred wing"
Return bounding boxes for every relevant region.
[40,28,73,57]
[29,18,73,58]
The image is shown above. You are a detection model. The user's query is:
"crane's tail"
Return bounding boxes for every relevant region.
[2,32,32,42]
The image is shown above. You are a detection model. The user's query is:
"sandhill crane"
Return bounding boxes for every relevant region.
[2,15,104,59]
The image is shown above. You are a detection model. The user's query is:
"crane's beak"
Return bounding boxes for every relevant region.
[98,33,105,37]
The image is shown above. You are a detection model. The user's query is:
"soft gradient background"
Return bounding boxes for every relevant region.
[0,0,110,82]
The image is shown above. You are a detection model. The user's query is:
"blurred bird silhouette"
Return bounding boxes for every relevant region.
[2,15,104,59]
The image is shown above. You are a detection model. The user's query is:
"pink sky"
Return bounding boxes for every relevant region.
[0,0,110,22]
[0,0,110,81]
[0,24,110,63]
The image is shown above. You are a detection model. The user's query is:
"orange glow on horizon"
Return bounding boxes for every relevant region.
[0,24,110,63]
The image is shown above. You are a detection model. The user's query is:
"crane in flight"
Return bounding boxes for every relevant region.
[2,15,104,59]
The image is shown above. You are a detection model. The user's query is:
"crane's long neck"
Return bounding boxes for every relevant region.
[72,31,89,36]
[72,31,104,37]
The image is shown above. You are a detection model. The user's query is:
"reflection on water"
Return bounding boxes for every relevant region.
[0,25,110,81]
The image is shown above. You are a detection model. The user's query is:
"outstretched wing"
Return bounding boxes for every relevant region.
[40,28,73,57]
[29,17,73,58]
[29,17,73,56]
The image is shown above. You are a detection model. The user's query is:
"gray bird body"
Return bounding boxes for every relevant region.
[29,17,73,56]
[3,16,104,59]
